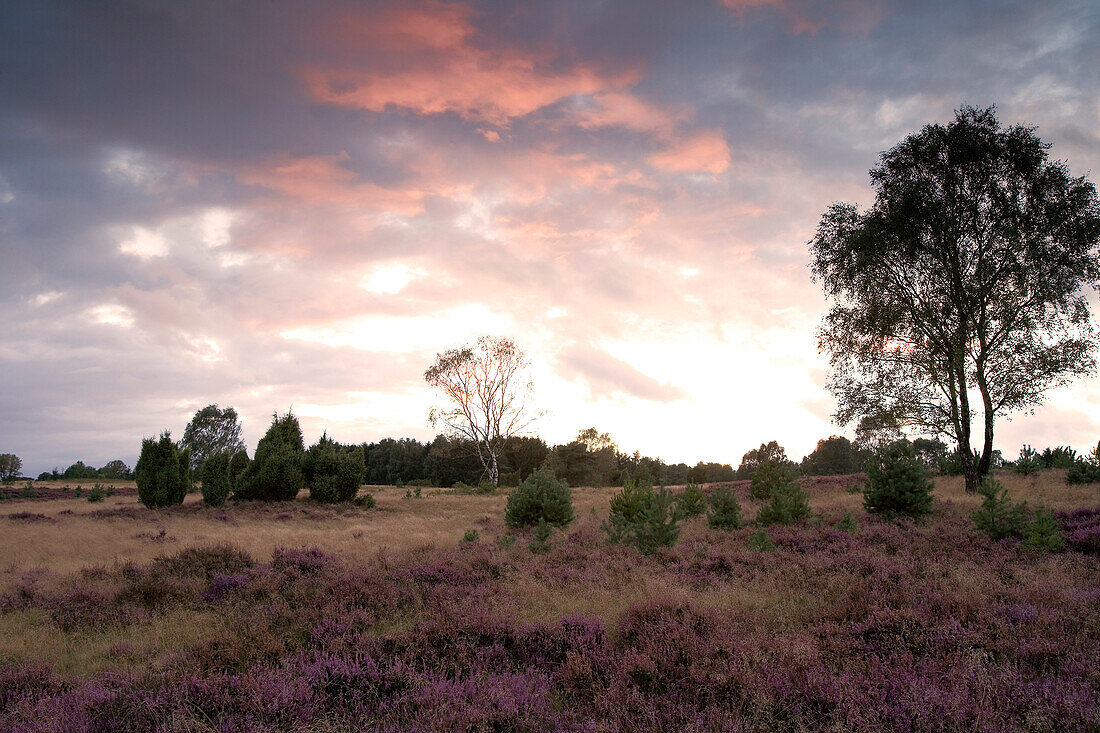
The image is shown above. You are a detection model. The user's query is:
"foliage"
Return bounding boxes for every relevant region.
[811,106,1100,493]
[235,412,305,502]
[352,493,375,509]
[603,471,680,555]
[1013,445,1042,475]
[20,482,37,499]
[134,431,190,509]
[755,480,811,526]
[425,336,537,486]
[0,453,23,481]
[800,436,862,476]
[528,519,553,554]
[674,482,708,519]
[496,533,516,548]
[1039,445,1078,469]
[1022,508,1066,552]
[303,436,364,503]
[181,405,245,472]
[504,470,574,528]
[746,528,776,551]
[836,510,858,534]
[461,529,479,543]
[227,450,250,495]
[972,477,1029,541]
[862,441,934,520]
[736,441,793,478]
[200,451,232,507]
[86,484,106,503]
[1066,458,1100,484]
[706,485,742,530]
[749,460,800,502]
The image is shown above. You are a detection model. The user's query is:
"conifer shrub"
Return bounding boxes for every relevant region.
[749,461,800,502]
[135,432,190,509]
[1023,508,1066,552]
[1013,445,1042,475]
[235,412,304,501]
[674,482,708,519]
[706,485,743,530]
[227,450,250,496]
[747,528,775,551]
[528,519,553,554]
[200,451,232,507]
[504,470,574,528]
[352,493,375,508]
[603,472,680,555]
[303,436,364,503]
[1066,458,1100,485]
[972,477,1029,540]
[836,509,858,534]
[461,529,479,543]
[86,484,106,503]
[862,441,934,520]
[755,480,811,526]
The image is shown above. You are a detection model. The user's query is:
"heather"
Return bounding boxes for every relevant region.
[0,475,1098,731]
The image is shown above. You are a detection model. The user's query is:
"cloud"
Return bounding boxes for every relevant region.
[648,130,731,175]
[558,344,687,403]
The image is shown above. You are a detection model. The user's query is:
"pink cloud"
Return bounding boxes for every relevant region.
[648,130,730,175]
[303,2,639,125]
[721,0,884,36]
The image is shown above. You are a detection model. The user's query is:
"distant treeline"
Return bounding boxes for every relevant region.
[36,460,133,482]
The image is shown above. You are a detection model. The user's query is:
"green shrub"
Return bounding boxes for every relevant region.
[1013,445,1042,475]
[135,431,191,509]
[749,461,800,502]
[403,486,422,500]
[674,482,708,519]
[200,451,232,507]
[862,441,934,520]
[73,486,83,498]
[352,493,376,508]
[20,482,37,499]
[86,483,106,503]
[1023,508,1066,552]
[497,534,516,548]
[227,450,250,496]
[461,529,479,543]
[747,528,775,552]
[756,480,811,526]
[528,519,553,554]
[303,436,364,503]
[836,510,858,534]
[602,472,680,555]
[706,485,743,530]
[972,477,1029,540]
[504,470,574,528]
[1040,445,1078,469]
[235,412,304,501]
[1066,459,1100,485]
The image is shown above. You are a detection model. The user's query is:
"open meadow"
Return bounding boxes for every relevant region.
[0,472,1097,731]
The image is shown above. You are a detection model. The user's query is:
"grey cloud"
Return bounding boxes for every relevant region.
[558,344,687,403]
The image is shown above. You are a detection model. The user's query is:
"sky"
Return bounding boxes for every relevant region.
[1,0,1099,474]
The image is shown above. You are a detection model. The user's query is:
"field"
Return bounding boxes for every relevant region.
[0,472,1097,731]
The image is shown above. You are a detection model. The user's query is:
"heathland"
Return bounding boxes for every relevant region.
[0,472,1097,731]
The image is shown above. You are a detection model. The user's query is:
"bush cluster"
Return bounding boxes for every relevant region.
[504,470,574,528]
[134,432,190,509]
[862,441,934,520]
[235,412,305,501]
[971,477,1066,550]
[200,451,233,507]
[303,435,365,503]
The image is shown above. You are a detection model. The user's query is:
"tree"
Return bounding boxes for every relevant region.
[736,441,794,478]
[811,106,1100,493]
[425,336,537,486]
[135,432,190,508]
[0,454,22,481]
[801,436,861,476]
[181,404,246,471]
[98,459,132,479]
[235,411,304,501]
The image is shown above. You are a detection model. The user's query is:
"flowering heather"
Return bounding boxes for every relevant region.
[1,496,1097,731]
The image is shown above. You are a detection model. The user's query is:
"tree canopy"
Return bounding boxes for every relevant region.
[811,105,1100,492]
[181,404,245,471]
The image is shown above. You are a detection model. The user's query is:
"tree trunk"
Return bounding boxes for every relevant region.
[489,451,499,486]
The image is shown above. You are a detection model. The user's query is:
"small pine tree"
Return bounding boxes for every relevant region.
[1013,445,1042,475]
[603,471,680,555]
[303,435,364,503]
[749,461,800,502]
[675,482,708,519]
[756,480,811,526]
[236,412,305,501]
[200,451,232,507]
[1022,508,1066,552]
[747,528,775,551]
[862,441,934,520]
[836,509,858,534]
[972,477,1029,540]
[528,518,553,554]
[504,470,574,528]
[135,431,190,508]
[227,450,250,496]
[706,485,743,530]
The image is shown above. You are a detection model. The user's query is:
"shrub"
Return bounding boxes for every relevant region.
[235,412,304,501]
[20,482,37,499]
[1040,445,1078,469]
[746,528,775,551]
[86,484,106,503]
[403,486,422,499]
[1023,508,1066,552]
[135,431,190,509]
[1013,445,1042,475]
[461,529,479,543]
[1066,459,1100,485]
[836,510,858,534]
[303,436,364,503]
[862,441,934,520]
[603,472,680,555]
[972,477,1029,540]
[528,519,553,554]
[200,451,232,507]
[227,450,250,495]
[497,534,516,548]
[352,493,376,508]
[674,482,708,519]
[755,480,811,526]
[749,461,799,502]
[504,470,574,528]
[706,485,742,530]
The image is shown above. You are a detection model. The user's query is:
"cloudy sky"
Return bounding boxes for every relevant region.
[2,0,1099,473]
